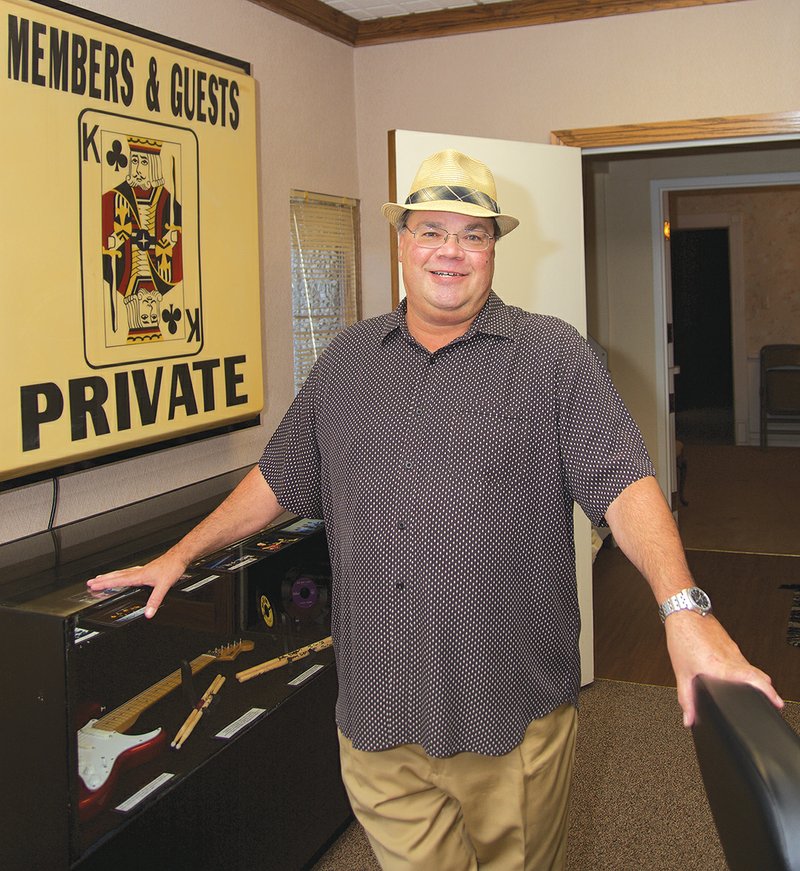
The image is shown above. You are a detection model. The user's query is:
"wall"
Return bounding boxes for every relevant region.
[0,0,359,543]
[354,0,800,317]
[5,0,800,541]
[352,0,800,478]
[670,182,800,446]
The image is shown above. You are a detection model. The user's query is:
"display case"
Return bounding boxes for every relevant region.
[0,469,350,870]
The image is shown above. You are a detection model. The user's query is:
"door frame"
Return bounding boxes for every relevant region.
[651,173,800,484]
[551,111,800,490]
[551,111,800,150]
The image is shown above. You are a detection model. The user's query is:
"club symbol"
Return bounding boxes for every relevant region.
[106,139,128,171]
[162,304,182,335]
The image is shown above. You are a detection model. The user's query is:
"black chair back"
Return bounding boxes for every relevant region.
[692,675,800,871]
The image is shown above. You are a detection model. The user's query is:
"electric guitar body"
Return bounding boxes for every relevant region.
[77,721,168,819]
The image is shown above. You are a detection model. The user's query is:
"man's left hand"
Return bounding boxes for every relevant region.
[664,610,784,727]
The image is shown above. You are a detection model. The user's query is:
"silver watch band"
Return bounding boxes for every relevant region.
[658,587,711,622]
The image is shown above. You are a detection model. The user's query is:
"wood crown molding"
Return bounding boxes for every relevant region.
[551,111,800,148]
[249,0,746,47]
[249,0,358,44]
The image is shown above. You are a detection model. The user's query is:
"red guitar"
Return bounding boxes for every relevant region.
[77,640,254,820]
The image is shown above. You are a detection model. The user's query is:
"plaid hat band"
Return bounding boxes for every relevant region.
[406,185,500,215]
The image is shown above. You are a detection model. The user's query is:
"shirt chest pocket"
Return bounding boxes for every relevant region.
[446,405,533,479]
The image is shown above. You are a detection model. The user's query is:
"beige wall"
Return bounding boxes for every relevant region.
[4,0,800,541]
[353,0,800,481]
[354,0,800,320]
[0,0,359,542]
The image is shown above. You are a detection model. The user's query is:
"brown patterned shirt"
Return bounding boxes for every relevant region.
[259,292,654,757]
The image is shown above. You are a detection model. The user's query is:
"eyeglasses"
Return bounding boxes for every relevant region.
[404,225,496,252]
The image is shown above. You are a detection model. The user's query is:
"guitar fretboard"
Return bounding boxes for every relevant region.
[95,653,216,733]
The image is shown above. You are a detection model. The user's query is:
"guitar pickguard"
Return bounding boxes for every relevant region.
[78,720,163,792]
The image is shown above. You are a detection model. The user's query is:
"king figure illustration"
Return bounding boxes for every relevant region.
[102,137,183,344]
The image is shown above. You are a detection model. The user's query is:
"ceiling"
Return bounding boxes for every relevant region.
[248,0,745,47]
[325,0,510,21]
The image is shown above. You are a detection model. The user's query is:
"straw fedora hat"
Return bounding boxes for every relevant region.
[382,149,519,237]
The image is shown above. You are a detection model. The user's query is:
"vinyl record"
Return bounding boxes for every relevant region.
[281,570,329,621]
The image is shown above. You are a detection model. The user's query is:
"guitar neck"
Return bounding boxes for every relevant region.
[95,653,216,733]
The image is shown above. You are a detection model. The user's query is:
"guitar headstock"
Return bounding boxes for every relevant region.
[212,640,255,661]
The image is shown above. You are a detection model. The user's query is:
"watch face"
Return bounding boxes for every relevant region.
[689,588,711,610]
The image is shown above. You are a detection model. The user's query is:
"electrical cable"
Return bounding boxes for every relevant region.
[48,475,59,530]
[48,476,62,567]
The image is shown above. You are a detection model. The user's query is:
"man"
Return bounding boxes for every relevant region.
[88,150,781,871]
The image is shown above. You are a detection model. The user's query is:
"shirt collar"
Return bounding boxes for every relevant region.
[379,291,514,345]
[470,291,515,341]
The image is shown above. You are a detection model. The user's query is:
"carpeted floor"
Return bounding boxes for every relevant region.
[564,679,794,871]
[567,680,721,870]
[312,680,800,870]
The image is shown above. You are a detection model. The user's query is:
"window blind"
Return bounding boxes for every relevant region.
[289,190,361,392]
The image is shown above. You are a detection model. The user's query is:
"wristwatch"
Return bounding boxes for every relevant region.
[658,587,712,622]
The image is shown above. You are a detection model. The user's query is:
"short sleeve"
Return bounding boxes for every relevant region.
[258,364,324,519]
[556,327,655,525]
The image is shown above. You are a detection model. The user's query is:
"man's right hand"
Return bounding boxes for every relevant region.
[86,550,188,619]
[86,466,285,620]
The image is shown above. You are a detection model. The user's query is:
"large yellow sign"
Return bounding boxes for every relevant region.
[1,0,263,485]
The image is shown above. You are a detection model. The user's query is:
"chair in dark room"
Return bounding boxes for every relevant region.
[691,675,800,871]
[760,344,800,449]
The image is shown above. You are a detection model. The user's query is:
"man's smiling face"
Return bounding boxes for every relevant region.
[398,210,496,335]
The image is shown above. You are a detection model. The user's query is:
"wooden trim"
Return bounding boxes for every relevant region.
[355,0,742,46]
[551,111,800,149]
[250,0,745,47]
[387,131,400,309]
[248,0,358,45]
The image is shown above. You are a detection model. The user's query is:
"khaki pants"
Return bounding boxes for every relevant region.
[338,704,577,871]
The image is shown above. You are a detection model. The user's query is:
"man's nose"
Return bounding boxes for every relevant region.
[438,233,464,255]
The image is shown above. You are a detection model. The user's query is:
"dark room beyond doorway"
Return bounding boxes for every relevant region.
[671,227,734,445]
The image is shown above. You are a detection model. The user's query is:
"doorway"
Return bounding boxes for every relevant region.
[670,226,734,445]
[582,153,800,496]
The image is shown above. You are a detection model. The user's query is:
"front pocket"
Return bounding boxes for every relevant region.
[446,406,533,479]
